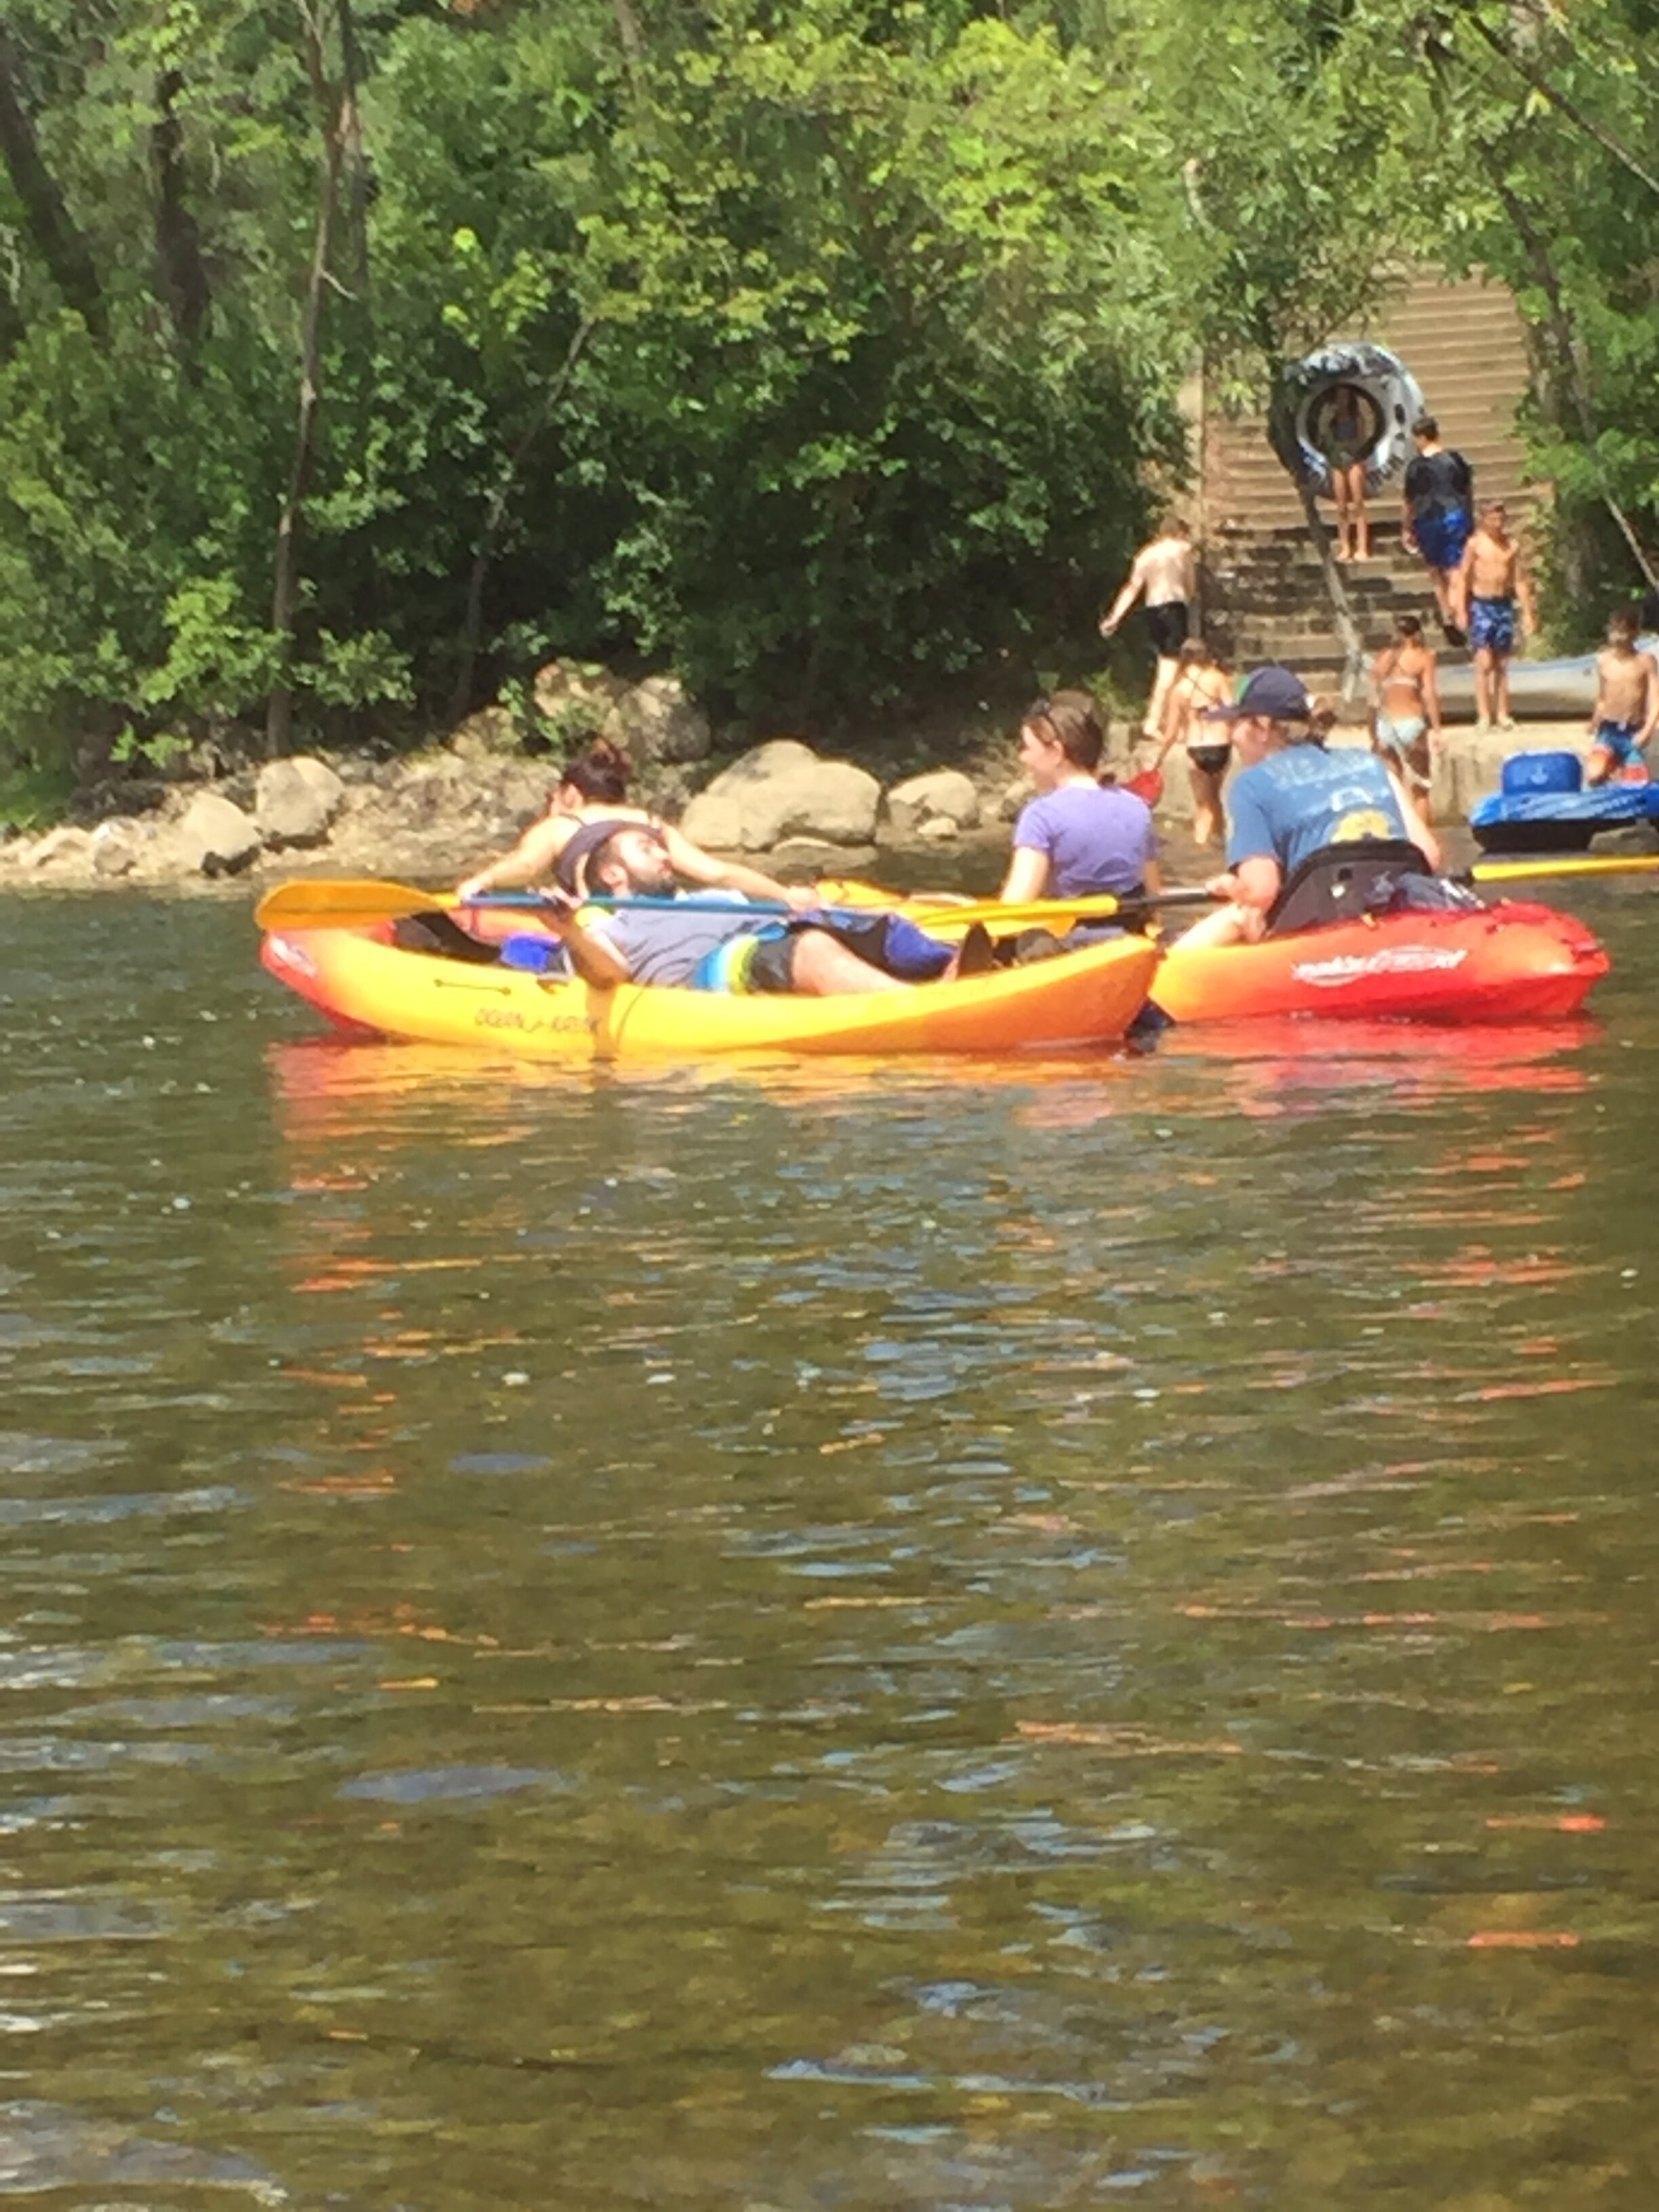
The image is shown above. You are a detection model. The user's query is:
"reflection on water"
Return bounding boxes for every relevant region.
[1,888,1658,2207]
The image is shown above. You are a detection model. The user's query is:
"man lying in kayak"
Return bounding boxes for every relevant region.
[1176,664,1443,951]
[535,824,989,994]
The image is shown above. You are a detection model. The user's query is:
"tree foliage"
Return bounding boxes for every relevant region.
[0,0,1653,777]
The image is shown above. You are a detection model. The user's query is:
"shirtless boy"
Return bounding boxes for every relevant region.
[1454,501,1537,731]
[1585,609,1659,785]
[1100,516,1198,739]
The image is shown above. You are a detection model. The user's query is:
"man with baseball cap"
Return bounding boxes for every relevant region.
[1175,664,1441,950]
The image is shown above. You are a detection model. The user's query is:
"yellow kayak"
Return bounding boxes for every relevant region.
[260,924,1158,1062]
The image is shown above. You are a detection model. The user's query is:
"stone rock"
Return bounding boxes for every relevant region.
[998,774,1035,823]
[916,814,960,842]
[533,661,630,728]
[602,674,712,769]
[680,741,880,852]
[448,707,520,762]
[1589,821,1659,857]
[91,819,144,878]
[255,756,346,848]
[27,825,95,872]
[769,836,880,876]
[886,768,979,837]
[176,792,262,877]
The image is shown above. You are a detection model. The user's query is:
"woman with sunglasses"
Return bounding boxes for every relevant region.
[998,691,1161,915]
[455,736,815,908]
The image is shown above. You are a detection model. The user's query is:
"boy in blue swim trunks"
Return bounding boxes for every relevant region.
[1455,500,1536,731]
[1586,609,1659,785]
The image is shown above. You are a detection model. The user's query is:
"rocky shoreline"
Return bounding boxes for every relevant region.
[0,655,1609,897]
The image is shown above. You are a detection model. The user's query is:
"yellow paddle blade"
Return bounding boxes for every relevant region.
[254,878,461,931]
[1471,852,1659,886]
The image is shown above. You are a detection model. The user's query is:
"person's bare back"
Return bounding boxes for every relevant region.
[1136,533,1197,607]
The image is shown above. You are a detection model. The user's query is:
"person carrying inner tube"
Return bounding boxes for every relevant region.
[1174,665,1441,952]
[1310,381,1376,562]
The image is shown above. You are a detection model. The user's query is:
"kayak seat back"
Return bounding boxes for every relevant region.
[1501,749,1583,798]
[1266,839,1436,936]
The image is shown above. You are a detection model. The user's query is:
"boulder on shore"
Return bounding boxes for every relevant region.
[255,756,346,848]
[177,792,262,877]
[680,741,881,852]
[24,824,95,872]
[602,674,713,769]
[533,661,629,727]
[885,768,979,838]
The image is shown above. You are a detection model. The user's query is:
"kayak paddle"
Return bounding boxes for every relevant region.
[255,875,1216,936]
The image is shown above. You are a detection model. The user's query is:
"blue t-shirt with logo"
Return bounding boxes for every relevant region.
[1011,784,1157,898]
[1225,746,1408,877]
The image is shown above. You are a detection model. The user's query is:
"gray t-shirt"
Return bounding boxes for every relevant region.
[588,899,766,987]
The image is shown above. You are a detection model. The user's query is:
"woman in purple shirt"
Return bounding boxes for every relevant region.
[998,691,1162,907]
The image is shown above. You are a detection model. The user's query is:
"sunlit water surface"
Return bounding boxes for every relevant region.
[2,886,1658,2209]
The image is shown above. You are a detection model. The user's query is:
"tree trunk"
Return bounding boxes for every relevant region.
[0,28,106,339]
[335,0,370,302]
[266,5,346,758]
[151,68,211,371]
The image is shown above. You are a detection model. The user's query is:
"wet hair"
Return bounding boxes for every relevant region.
[1177,636,1216,666]
[1282,695,1340,748]
[1394,613,1424,639]
[1608,607,1639,639]
[1023,689,1105,773]
[1412,414,1438,440]
[554,737,632,806]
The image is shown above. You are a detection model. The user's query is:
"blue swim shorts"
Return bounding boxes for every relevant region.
[1591,720,1649,775]
[1413,507,1471,573]
[1469,596,1517,656]
[689,912,956,995]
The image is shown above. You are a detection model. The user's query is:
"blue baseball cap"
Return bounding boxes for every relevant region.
[1204,664,1313,722]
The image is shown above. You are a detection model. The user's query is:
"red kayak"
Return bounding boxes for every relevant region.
[1152,901,1608,1024]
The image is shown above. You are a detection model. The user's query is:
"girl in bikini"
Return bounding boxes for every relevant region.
[1155,638,1235,848]
[455,737,813,907]
[1369,613,1441,804]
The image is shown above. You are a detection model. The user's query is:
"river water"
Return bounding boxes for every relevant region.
[3,884,1658,2209]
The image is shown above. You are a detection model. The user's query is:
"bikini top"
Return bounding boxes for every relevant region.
[1375,649,1427,702]
[1174,670,1232,739]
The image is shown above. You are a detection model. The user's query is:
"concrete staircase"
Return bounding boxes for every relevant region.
[1197,274,1538,699]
